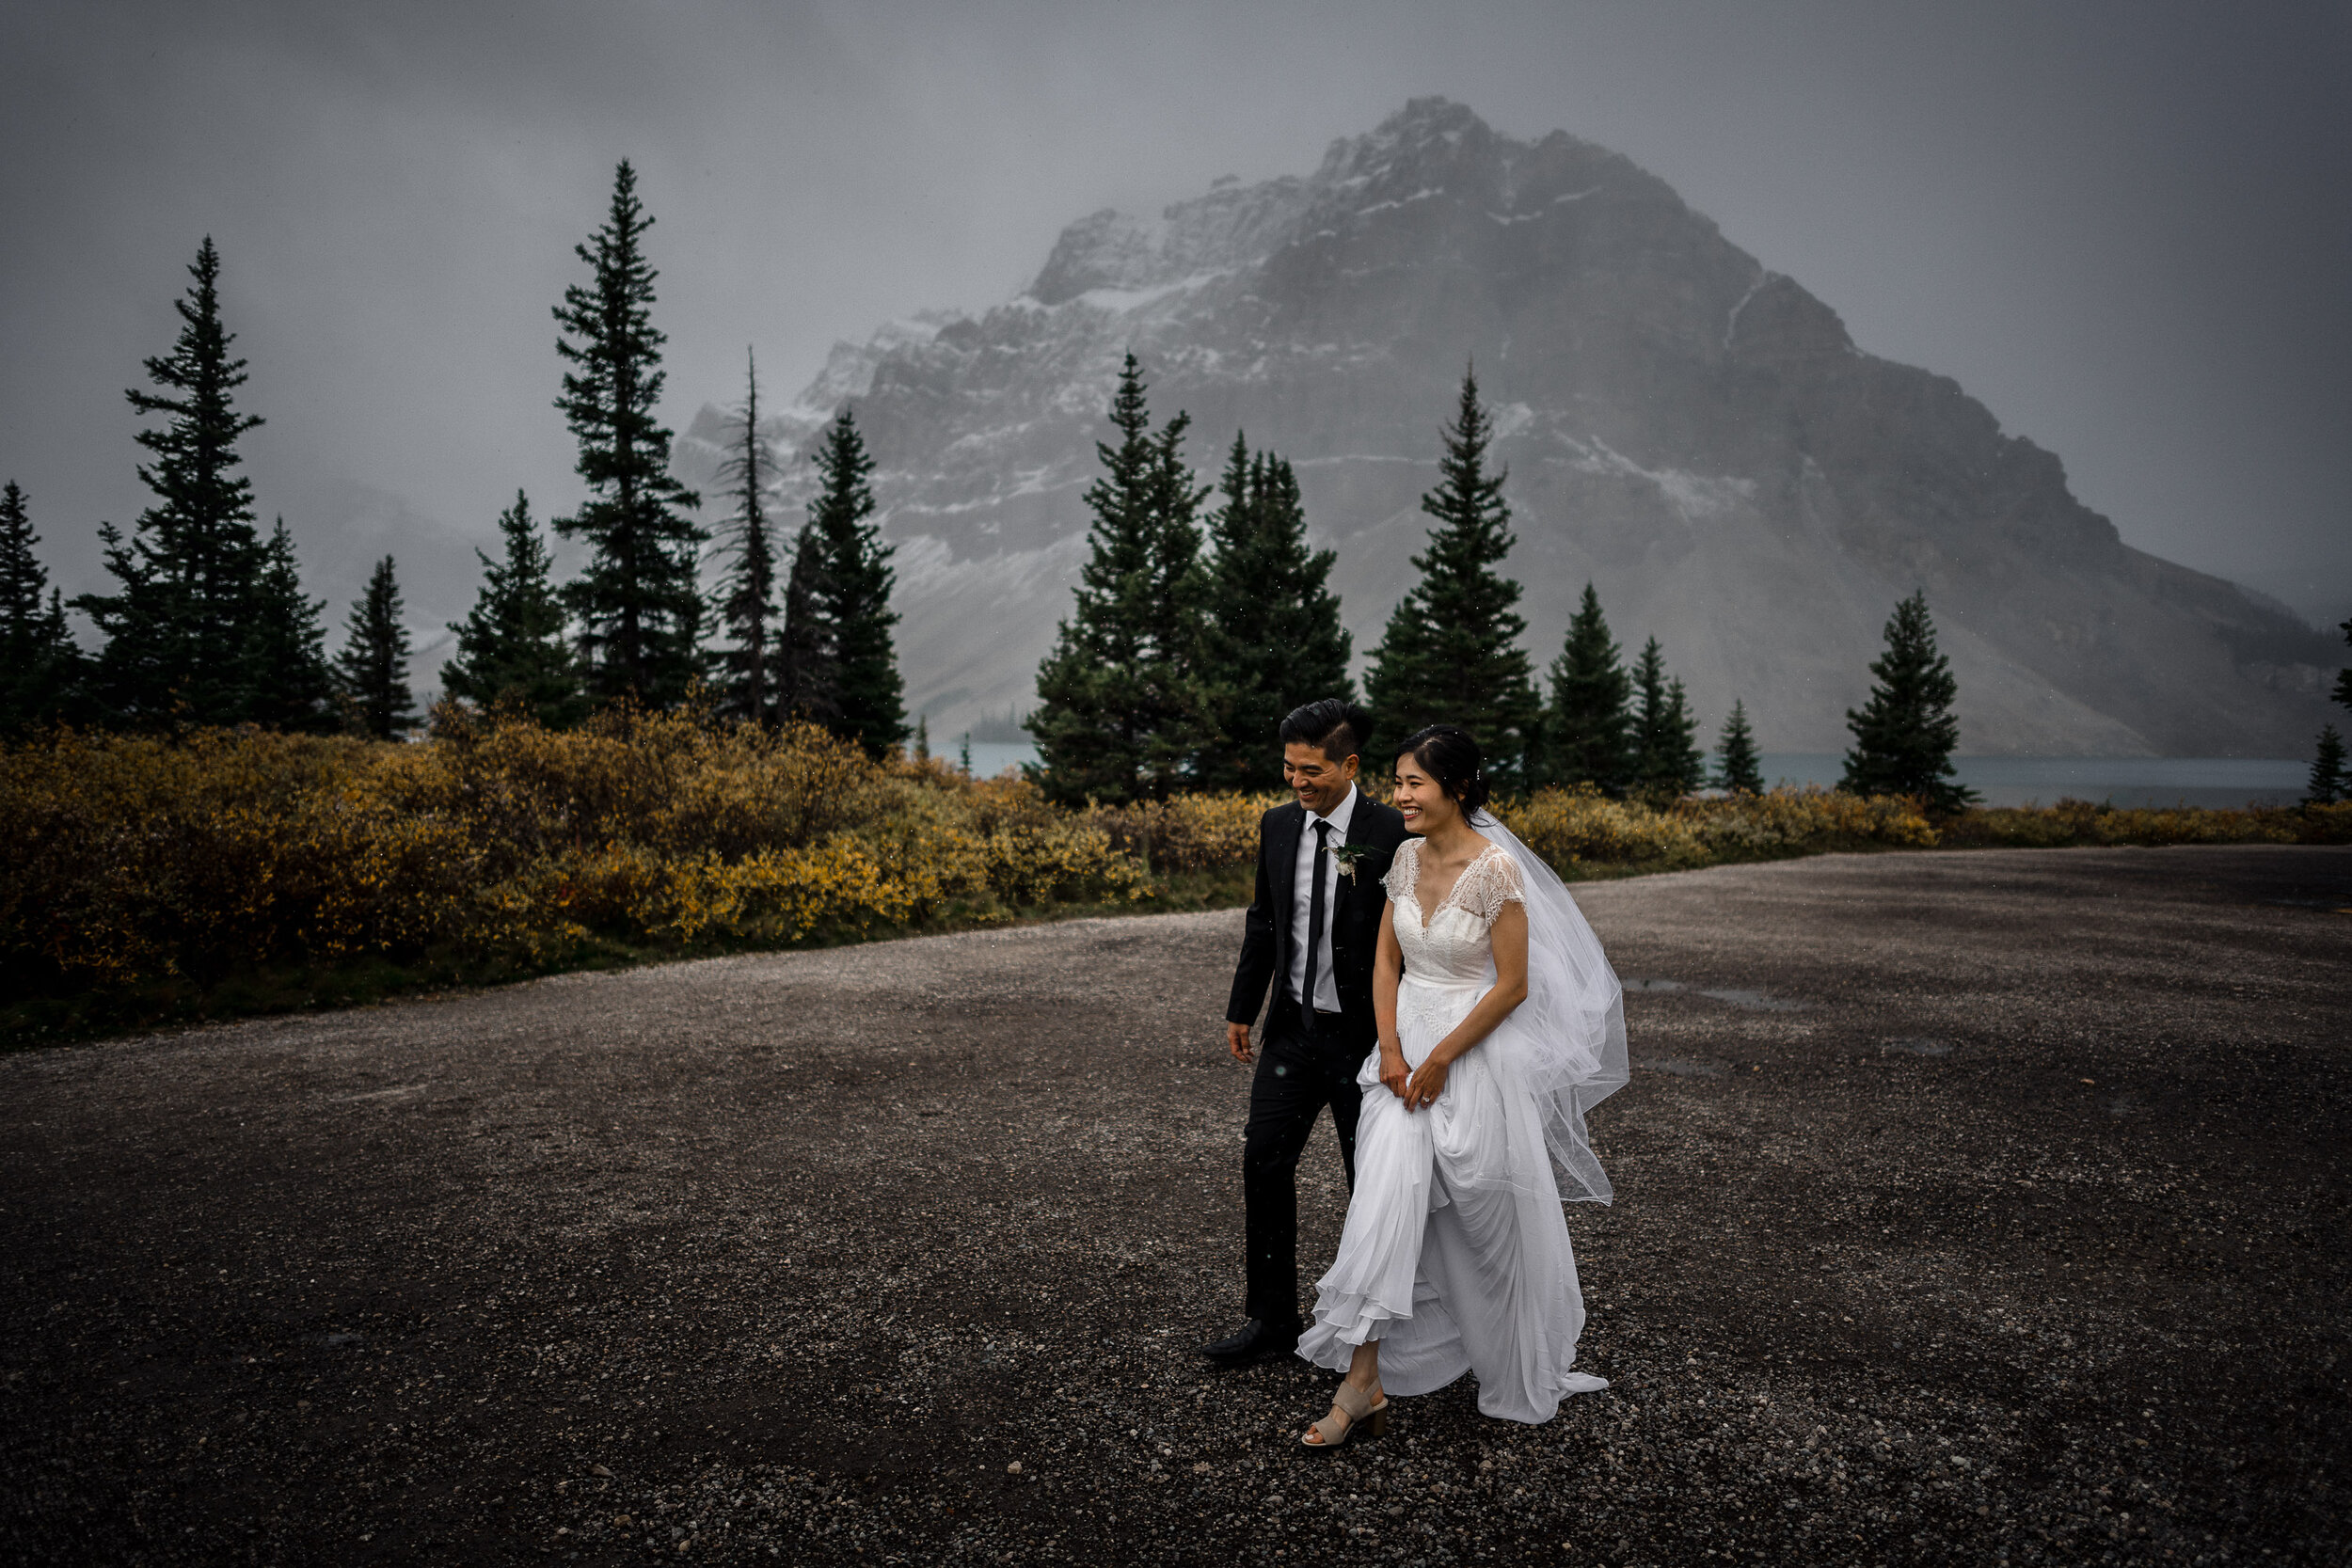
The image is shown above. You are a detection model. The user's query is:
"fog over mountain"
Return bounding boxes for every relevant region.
[680,99,2339,756]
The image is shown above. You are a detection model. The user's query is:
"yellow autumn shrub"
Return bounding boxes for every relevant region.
[1500,784,1937,873]
[1942,797,2350,848]
[1084,790,1286,871]
[0,709,1159,998]
[11,708,2339,1017]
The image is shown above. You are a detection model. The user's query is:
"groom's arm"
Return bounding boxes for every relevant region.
[1225,816,1280,1055]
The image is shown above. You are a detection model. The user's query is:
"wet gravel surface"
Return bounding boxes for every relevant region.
[3,845,2348,1567]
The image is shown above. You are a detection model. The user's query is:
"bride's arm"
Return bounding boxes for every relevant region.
[1402,901,1529,1112]
[1374,903,1410,1100]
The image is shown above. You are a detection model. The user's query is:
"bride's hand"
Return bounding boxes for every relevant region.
[1377,1045,1410,1101]
[1404,1054,1450,1112]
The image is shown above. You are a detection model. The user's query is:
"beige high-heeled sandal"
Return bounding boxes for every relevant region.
[1302,1381,1390,1449]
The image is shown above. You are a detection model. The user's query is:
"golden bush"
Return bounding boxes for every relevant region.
[0,710,1154,997]
[10,710,2342,1018]
[1085,791,1285,871]
[1943,797,2350,849]
[1498,784,1934,872]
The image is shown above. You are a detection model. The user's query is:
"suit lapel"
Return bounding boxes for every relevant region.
[1332,795,1376,920]
[1270,802,1306,921]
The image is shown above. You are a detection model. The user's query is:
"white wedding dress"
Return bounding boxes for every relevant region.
[1295,825,1625,1424]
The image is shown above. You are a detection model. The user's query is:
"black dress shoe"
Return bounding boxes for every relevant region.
[1200,1317,1302,1364]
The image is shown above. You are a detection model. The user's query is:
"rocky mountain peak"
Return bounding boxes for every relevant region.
[1025,171,1313,307]
[683,101,2337,755]
[1311,95,1503,194]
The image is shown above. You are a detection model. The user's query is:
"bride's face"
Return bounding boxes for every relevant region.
[1391,755,1459,834]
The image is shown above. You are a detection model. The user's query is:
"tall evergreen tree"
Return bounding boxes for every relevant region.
[0,482,82,732]
[1363,367,1540,783]
[335,555,418,740]
[551,160,706,707]
[806,408,907,757]
[2305,723,2347,807]
[1027,355,1217,803]
[1712,698,1765,794]
[773,522,836,723]
[76,237,266,727]
[2333,616,2350,714]
[1539,582,1634,791]
[1195,432,1353,790]
[242,518,337,733]
[1841,589,1975,812]
[443,492,583,727]
[1629,638,1706,796]
[710,348,781,726]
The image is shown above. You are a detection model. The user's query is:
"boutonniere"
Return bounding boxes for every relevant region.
[1332,843,1382,884]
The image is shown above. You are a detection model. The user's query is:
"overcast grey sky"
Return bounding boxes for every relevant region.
[4,0,2347,629]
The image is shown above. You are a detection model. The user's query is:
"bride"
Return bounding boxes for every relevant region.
[1295,724,1629,1445]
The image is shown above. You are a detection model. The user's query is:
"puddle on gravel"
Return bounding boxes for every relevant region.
[1624,979,1807,1012]
[1635,1057,1725,1079]
[1882,1038,1954,1057]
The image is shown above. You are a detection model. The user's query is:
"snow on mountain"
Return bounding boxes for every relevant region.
[679,98,2339,755]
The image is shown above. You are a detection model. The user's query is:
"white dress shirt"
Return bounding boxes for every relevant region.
[1286,784,1359,1013]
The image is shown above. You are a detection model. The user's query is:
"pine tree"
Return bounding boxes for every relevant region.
[1712,698,1765,794]
[1539,582,1634,791]
[710,348,781,726]
[242,518,337,732]
[0,482,81,732]
[1363,367,1540,784]
[773,522,836,722]
[551,161,706,707]
[442,492,584,727]
[914,712,930,763]
[335,555,418,740]
[2333,616,2350,714]
[1629,638,1705,797]
[806,408,907,757]
[1841,589,1976,812]
[1026,356,1217,803]
[2306,724,2347,807]
[1195,432,1353,790]
[76,237,265,727]
[1137,411,1219,788]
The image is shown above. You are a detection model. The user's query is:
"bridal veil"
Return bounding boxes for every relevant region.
[1465,809,1629,1204]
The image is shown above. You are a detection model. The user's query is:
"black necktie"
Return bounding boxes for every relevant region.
[1301,818,1331,1033]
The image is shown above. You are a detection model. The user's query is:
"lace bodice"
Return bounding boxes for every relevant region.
[1383,838,1525,987]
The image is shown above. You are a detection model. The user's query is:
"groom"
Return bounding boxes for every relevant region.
[1201,698,1409,1364]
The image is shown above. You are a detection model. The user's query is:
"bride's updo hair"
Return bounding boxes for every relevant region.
[1396,725,1490,816]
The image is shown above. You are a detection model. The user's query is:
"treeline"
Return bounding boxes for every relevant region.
[1026,359,1978,812]
[5,162,2028,817]
[0,164,908,759]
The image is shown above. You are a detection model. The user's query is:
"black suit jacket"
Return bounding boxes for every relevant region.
[1225,793,1411,1046]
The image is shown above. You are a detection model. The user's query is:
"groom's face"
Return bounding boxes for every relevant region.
[1284,742,1359,817]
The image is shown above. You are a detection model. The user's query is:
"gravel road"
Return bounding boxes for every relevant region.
[3,846,2347,1567]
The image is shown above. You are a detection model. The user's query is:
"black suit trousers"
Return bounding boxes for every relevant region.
[1242,1008,1370,1326]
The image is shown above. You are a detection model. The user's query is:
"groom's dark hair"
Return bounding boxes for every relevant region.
[1279,699,1373,764]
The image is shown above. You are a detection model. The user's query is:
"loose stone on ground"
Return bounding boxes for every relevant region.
[1,846,2345,1565]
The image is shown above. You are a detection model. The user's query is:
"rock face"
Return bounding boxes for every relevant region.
[680,98,2339,755]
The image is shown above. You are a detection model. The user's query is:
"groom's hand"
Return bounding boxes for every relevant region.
[1227,1022,1253,1064]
